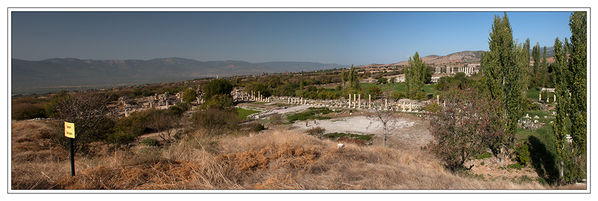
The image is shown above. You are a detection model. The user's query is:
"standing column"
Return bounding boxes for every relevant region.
[348,94,351,107]
[358,94,361,109]
[353,94,357,108]
[368,94,371,109]
[436,95,440,104]
[301,97,303,105]
[553,94,556,102]
[539,92,542,102]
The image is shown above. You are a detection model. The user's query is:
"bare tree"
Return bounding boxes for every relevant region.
[368,108,397,148]
[52,92,114,153]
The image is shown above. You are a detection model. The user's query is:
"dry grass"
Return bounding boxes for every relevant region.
[11,120,548,190]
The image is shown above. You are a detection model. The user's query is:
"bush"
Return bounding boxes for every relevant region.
[49,93,115,153]
[423,103,441,113]
[429,89,507,171]
[141,138,160,146]
[287,107,332,123]
[476,152,492,160]
[168,103,189,116]
[202,79,233,100]
[192,108,240,130]
[12,103,47,120]
[244,122,266,132]
[201,94,234,110]
[181,87,197,104]
[306,127,326,137]
[515,142,531,167]
[507,163,524,170]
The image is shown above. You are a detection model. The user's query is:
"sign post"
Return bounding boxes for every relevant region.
[64,122,75,176]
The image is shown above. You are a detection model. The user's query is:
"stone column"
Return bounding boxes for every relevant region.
[348,94,351,107]
[368,94,371,109]
[353,94,356,108]
[358,94,361,109]
[301,97,303,105]
[554,94,556,102]
[436,95,439,104]
[539,92,542,102]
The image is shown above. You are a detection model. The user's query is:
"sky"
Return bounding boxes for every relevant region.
[11,11,573,65]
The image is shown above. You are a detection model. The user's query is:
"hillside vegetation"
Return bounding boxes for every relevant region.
[12,120,545,190]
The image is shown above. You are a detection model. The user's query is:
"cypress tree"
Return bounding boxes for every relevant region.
[341,69,346,87]
[405,52,425,99]
[541,46,547,87]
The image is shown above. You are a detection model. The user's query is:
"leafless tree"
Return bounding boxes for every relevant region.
[52,92,114,153]
[368,109,397,148]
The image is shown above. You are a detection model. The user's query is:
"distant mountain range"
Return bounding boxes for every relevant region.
[11,58,344,95]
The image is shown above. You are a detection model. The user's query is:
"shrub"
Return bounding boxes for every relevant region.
[168,103,189,116]
[306,127,325,137]
[49,93,115,153]
[12,103,47,120]
[423,102,441,113]
[429,89,507,171]
[141,138,160,147]
[507,163,524,170]
[476,152,492,160]
[244,122,266,132]
[515,141,531,167]
[202,79,233,99]
[201,94,234,110]
[287,107,332,123]
[192,108,239,130]
[181,87,197,104]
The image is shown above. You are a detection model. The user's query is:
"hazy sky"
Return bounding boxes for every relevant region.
[11,11,573,65]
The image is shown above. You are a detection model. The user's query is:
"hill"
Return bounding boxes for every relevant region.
[11,58,344,95]
[393,51,485,66]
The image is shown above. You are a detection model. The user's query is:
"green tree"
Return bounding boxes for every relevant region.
[341,69,346,87]
[532,42,541,87]
[552,37,574,184]
[541,46,548,87]
[405,52,426,99]
[202,79,233,100]
[181,87,197,104]
[522,38,531,91]
[481,13,523,153]
[567,11,587,181]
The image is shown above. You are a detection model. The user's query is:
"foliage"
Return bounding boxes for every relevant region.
[367,85,383,98]
[181,87,197,104]
[551,11,587,184]
[12,102,46,120]
[243,122,266,132]
[322,132,374,141]
[423,102,441,113]
[141,138,160,147]
[405,52,427,99]
[515,141,531,167]
[44,91,69,118]
[429,89,507,171]
[202,79,233,100]
[481,13,524,147]
[377,77,387,84]
[192,108,240,130]
[168,103,189,116]
[306,127,326,137]
[286,107,332,123]
[201,94,234,110]
[476,152,492,160]
[237,107,260,120]
[507,163,524,170]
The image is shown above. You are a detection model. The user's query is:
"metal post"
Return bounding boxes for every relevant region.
[70,138,75,176]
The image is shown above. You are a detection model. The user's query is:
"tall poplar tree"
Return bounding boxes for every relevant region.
[405,52,426,99]
[568,11,587,180]
[532,42,541,87]
[541,46,548,87]
[481,13,523,150]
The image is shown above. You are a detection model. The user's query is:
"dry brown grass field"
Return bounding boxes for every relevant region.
[11,119,548,190]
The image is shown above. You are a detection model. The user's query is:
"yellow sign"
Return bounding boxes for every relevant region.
[64,122,75,138]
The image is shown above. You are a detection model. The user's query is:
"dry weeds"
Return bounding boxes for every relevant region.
[12,120,548,190]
